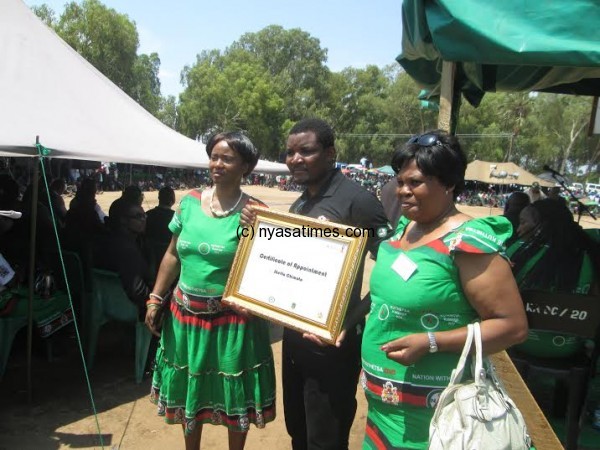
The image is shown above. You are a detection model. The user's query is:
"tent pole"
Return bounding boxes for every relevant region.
[26,139,40,404]
[437,61,461,135]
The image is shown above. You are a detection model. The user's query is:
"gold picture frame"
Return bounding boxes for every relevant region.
[223,207,368,344]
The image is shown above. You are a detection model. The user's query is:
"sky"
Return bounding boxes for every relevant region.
[26,0,404,98]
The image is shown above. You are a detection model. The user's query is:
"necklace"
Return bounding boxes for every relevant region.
[209,189,243,217]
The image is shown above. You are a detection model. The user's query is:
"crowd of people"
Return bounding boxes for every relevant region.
[1,118,599,449]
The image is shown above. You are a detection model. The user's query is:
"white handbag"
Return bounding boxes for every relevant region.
[428,322,531,450]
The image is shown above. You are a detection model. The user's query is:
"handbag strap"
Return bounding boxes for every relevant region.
[448,323,475,385]
[472,321,487,387]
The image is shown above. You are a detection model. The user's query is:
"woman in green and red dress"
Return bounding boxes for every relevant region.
[145,132,275,450]
[361,131,528,449]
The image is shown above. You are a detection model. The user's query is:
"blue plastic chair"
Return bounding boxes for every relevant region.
[85,268,152,383]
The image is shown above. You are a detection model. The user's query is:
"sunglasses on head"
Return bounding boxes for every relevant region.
[407,133,443,147]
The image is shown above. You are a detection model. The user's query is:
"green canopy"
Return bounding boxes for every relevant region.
[376,165,396,175]
[398,0,600,106]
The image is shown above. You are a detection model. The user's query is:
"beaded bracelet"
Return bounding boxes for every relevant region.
[149,293,164,302]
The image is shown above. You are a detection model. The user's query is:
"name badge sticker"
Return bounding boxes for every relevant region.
[391,253,418,281]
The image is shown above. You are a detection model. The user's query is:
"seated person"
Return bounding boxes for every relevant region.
[122,185,144,206]
[64,178,107,252]
[48,178,68,224]
[145,186,175,244]
[145,187,175,274]
[503,191,530,247]
[93,199,153,318]
[507,198,600,358]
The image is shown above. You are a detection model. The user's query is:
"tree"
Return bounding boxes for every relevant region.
[56,0,139,94]
[230,26,331,121]
[157,95,178,130]
[178,50,285,158]
[31,4,56,27]
[131,53,162,116]
[33,1,164,116]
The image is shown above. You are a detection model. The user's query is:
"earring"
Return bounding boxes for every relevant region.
[445,190,449,195]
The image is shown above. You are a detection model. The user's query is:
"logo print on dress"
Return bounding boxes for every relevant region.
[426,389,443,408]
[378,304,390,321]
[211,411,222,425]
[420,313,440,330]
[198,242,210,255]
[552,335,567,347]
[206,297,220,313]
[359,370,367,390]
[182,293,191,310]
[239,415,250,431]
[447,234,463,252]
[381,381,400,405]
[256,411,265,428]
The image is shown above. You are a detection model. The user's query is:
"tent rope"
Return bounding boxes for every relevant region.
[35,143,105,449]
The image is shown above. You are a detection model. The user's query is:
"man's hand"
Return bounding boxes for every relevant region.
[240,203,257,227]
[301,329,347,348]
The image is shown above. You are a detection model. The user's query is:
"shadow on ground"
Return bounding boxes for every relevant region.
[0,322,153,449]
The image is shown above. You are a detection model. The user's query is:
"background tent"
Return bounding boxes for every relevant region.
[376,165,396,175]
[398,0,600,106]
[465,160,554,187]
[0,0,287,174]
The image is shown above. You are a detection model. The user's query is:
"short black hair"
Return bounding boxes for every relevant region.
[289,118,335,149]
[108,197,140,231]
[206,131,259,176]
[390,130,467,198]
[158,186,175,205]
[122,185,143,204]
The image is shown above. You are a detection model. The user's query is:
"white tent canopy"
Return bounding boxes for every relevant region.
[0,0,287,174]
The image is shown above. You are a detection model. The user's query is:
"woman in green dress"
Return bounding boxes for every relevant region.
[507,198,600,358]
[145,132,276,450]
[361,131,528,449]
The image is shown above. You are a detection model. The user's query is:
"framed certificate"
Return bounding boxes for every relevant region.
[222,207,368,344]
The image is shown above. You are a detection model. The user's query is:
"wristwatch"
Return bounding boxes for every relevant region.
[427,332,438,353]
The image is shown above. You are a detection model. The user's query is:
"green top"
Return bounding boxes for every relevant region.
[506,234,596,358]
[169,190,240,297]
[362,216,511,408]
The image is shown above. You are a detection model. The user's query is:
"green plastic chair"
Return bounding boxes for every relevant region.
[0,316,27,380]
[86,268,152,383]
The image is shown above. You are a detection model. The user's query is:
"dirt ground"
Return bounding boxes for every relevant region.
[1,186,597,449]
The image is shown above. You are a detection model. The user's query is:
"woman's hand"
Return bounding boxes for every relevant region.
[381,333,429,366]
[228,301,251,318]
[145,307,162,337]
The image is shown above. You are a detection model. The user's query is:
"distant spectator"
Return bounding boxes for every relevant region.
[525,181,546,203]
